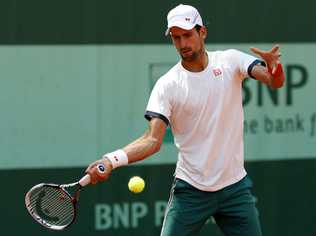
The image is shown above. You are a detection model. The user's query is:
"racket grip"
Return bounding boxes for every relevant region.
[79,164,106,187]
[79,174,91,187]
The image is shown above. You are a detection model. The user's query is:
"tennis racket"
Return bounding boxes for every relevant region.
[25,164,105,230]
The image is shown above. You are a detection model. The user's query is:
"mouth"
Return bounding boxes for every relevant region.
[181,48,191,53]
[181,49,192,56]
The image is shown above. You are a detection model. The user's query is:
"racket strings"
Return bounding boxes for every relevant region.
[28,186,75,227]
[30,187,74,225]
[33,192,72,223]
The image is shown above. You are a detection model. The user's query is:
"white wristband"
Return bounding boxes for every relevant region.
[102,149,129,169]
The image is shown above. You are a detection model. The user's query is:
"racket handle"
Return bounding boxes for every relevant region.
[79,164,106,187]
[79,174,91,187]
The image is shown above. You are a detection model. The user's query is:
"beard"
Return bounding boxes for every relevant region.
[180,47,202,62]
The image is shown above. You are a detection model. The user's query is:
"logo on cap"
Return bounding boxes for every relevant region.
[165,4,203,36]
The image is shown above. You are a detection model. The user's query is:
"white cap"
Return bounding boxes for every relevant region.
[165,4,203,36]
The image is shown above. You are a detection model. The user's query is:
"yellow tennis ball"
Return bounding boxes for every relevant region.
[128,176,145,193]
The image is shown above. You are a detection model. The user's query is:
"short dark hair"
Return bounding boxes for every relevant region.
[195,25,202,33]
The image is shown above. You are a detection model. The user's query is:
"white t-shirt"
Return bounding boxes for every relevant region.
[145,49,263,191]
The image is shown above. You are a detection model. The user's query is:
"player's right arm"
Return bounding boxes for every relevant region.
[87,73,172,184]
[85,118,167,184]
[122,118,167,164]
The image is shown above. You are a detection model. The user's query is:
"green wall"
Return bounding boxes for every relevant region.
[0,1,315,235]
[0,0,315,44]
[1,161,316,236]
[1,43,315,236]
[1,44,315,169]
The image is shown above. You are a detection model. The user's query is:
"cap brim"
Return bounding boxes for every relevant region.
[164,21,196,36]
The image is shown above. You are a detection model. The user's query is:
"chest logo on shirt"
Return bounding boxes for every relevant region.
[212,68,222,78]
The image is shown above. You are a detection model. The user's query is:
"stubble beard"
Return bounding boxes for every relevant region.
[180,47,203,62]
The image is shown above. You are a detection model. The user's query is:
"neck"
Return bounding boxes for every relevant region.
[181,50,208,72]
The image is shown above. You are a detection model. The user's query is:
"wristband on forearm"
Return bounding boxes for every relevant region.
[268,63,285,88]
[102,149,129,169]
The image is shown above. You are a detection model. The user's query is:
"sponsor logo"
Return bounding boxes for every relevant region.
[212,68,222,77]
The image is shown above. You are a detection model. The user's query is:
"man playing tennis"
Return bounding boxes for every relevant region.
[85,4,285,236]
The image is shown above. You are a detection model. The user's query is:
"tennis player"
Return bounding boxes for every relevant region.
[85,4,285,236]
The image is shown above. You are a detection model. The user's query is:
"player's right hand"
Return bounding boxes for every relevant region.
[85,158,113,184]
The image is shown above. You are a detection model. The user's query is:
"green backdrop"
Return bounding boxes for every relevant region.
[0,0,315,236]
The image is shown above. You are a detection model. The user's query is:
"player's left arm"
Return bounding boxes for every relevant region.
[250,44,285,89]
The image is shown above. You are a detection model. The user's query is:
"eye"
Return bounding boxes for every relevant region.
[184,32,193,38]
[172,35,180,41]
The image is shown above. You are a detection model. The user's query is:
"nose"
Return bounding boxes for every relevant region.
[179,37,188,49]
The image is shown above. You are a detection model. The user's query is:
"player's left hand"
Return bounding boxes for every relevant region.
[250,44,282,74]
[85,158,113,184]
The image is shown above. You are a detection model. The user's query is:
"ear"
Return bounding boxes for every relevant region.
[200,26,207,39]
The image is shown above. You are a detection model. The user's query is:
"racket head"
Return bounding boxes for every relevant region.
[25,183,78,230]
